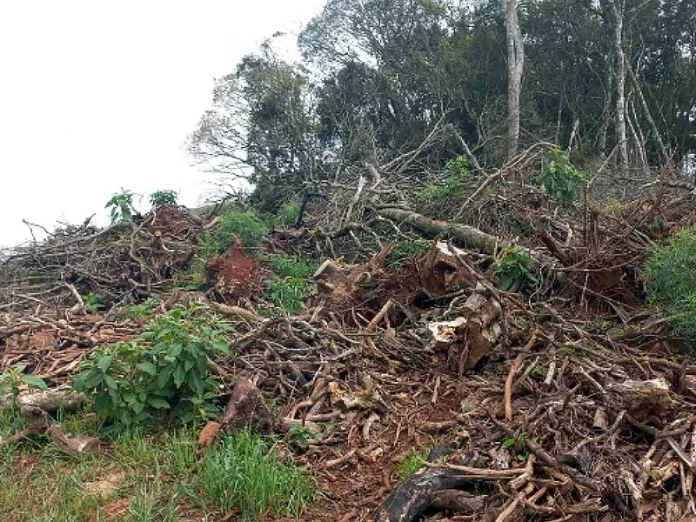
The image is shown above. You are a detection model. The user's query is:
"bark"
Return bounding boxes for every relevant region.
[0,386,84,415]
[599,47,614,158]
[626,62,669,164]
[504,0,524,160]
[607,0,629,174]
[375,207,561,272]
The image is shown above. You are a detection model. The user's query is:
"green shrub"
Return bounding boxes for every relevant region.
[116,298,157,321]
[106,188,137,224]
[644,228,696,347]
[279,201,301,227]
[538,148,586,202]
[419,156,468,203]
[494,246,538,295]
[213,210,269,254]
[74,304,233,434]
[83,293,104,314]
[150,190,178,206]
[195,428,315,519]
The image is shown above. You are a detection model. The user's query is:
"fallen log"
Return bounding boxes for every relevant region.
[375,206,563,274]
[0,385,84,415]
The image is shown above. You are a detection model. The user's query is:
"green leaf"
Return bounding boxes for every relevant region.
[146,397,171,409]
[173,366,185,388]
[21,375,48,390]
[501,438,516,449]
[0,383,10,395]
[214,341,230,354]
[97,356,113,373]
[104,375,118,390]
[133,400,146,415]
[136,362,158,376]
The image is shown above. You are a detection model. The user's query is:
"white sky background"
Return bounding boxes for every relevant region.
[0,0,326,247]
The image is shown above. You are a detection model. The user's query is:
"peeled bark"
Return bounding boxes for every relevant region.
[504,0,524,160]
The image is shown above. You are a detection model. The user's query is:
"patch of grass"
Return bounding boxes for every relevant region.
[0,419,202,522]
[115,298,158,322]
[192,428,315,519]
[397,448,427,480]
[644,227,696,348]
[265,277,310,314]
[268,255,320,279]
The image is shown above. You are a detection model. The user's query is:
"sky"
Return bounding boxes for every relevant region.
[0,0,326,247]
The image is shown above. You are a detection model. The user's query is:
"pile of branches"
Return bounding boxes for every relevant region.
[0,205,203,314]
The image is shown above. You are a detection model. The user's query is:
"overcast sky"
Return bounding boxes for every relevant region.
[0,0,325,247]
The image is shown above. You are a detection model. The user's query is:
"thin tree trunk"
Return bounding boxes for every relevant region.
[607,0,629,175]
[626,61,669,164]
[598,47,614,158]
[505,0,524,160]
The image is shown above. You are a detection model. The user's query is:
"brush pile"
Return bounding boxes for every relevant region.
[3,153,696,522]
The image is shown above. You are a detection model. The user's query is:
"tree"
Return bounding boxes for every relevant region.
[504,0,524,160]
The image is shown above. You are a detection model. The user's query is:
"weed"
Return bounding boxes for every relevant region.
[386,239,431,272]
[84,292,105,314]
[268,255,319,278]
[0,364,47,415]
[397,448,427,479]
[116,298,158,322]
[493,246,538,295]
[644,228,696,348]
[194,428,315,519]
[279,201,301,227]
[604,198,624,214]
[266,277,310,313]
[149,190,178,206]
[502,432,529,462]
[106,188,137,224]
[538,148,586,202]
[419,156,468,202]
[74,304,233,434]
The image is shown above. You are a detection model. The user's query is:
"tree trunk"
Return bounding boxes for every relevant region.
[504,0,524,160]
[607,0,629,175]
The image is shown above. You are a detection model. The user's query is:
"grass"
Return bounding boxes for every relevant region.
[194,429,315,519]
[396,448,428,480]
[0,412,314,522]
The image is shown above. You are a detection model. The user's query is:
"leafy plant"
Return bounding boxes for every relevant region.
[494,246,538,295]
[149,190,178,206]
[644,228,696,348]
[74,304,233,434]
[266,277,310,314]
[502,432,529,462]
[279,201,301,227]
[419,156,469,202]
[538,148,586,202]
[116,298,157,321]
[0,365,47,414]
[397,448,427,479]
[386,239,431,272]
[83,293,104,314]
[194,428,315,519]
[106,188,137,224]
[213,210,269,255]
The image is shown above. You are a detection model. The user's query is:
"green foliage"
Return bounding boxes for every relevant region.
[266,277,310,314]
[83,292,104,314]
[386,239,431,272]
[397,449,427,480]
[150,190,179,206]
[0,364,47,414]
[116,298,158,321]
[538,148,586,202]
[74,304,233,434]
[279,201,301,227]
[269,255,320,278]
[213,210,269,255]
[194,428,315,519]
[106,188,137,224]
[494,246,538,295]
[419,157,468,202]
[644,228,696,348]
[502,432,529,462]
